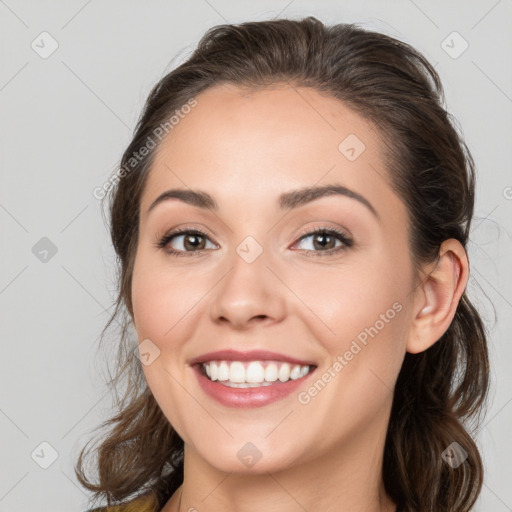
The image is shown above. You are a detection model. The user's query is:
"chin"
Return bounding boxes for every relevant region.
[191,440,299,475]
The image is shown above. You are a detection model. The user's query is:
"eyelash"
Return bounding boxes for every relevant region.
[155,226,353,258]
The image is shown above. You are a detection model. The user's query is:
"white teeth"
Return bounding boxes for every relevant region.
[290,364,301,380]
[201,360,312,386]
[246,361,266,383]
[229,361,246,383]
[210,361,218,381]
[264,362,278,382]
[218,361,229,381]
[221,381,275,388]
[278,363,291,382]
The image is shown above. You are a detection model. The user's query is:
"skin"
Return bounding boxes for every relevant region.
[130,83,469,512]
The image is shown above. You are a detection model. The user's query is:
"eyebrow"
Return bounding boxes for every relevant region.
[146,184,379,219]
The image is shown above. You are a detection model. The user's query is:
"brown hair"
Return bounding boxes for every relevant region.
[76,17,490,512]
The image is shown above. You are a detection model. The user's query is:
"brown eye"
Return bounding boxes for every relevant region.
[311,233,336,251]
[157,229,217,256]
[182,233,206,251]
[294,228,353,255]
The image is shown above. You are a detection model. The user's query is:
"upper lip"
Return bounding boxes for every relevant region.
[188,349,317,367]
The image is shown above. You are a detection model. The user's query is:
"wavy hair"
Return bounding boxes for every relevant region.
[75,17,490,512]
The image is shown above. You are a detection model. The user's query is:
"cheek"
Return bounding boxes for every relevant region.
[300,252,410,403]
[294,251,409,343]
[301,269,408,431]
[131,255,199,440]
[346,260,410,368]
[131,253,198,340]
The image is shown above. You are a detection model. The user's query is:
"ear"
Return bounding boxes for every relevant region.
[406,239,469,354]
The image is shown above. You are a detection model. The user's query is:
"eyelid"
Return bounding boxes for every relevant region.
[293,224,352,244]
[155,223,216,244]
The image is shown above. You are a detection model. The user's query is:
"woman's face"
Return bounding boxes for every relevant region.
[131,83,417,474]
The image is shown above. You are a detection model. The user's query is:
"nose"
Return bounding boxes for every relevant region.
[208,248,286,330]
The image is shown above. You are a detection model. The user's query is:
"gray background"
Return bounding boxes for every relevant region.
[1,1,511,510]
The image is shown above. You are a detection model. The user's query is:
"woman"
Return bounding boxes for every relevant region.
[77,17,490,512]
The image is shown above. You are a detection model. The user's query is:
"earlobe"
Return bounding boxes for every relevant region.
[406,239,469,354]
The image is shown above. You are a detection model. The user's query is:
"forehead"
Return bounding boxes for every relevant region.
[140,83,402,223]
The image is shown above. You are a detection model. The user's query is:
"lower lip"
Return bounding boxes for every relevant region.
[192,364,315,408]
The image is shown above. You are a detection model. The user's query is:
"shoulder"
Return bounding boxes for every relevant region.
[84,493,158,512]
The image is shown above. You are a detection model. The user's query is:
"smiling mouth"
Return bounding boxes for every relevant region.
[197,360,316,388]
